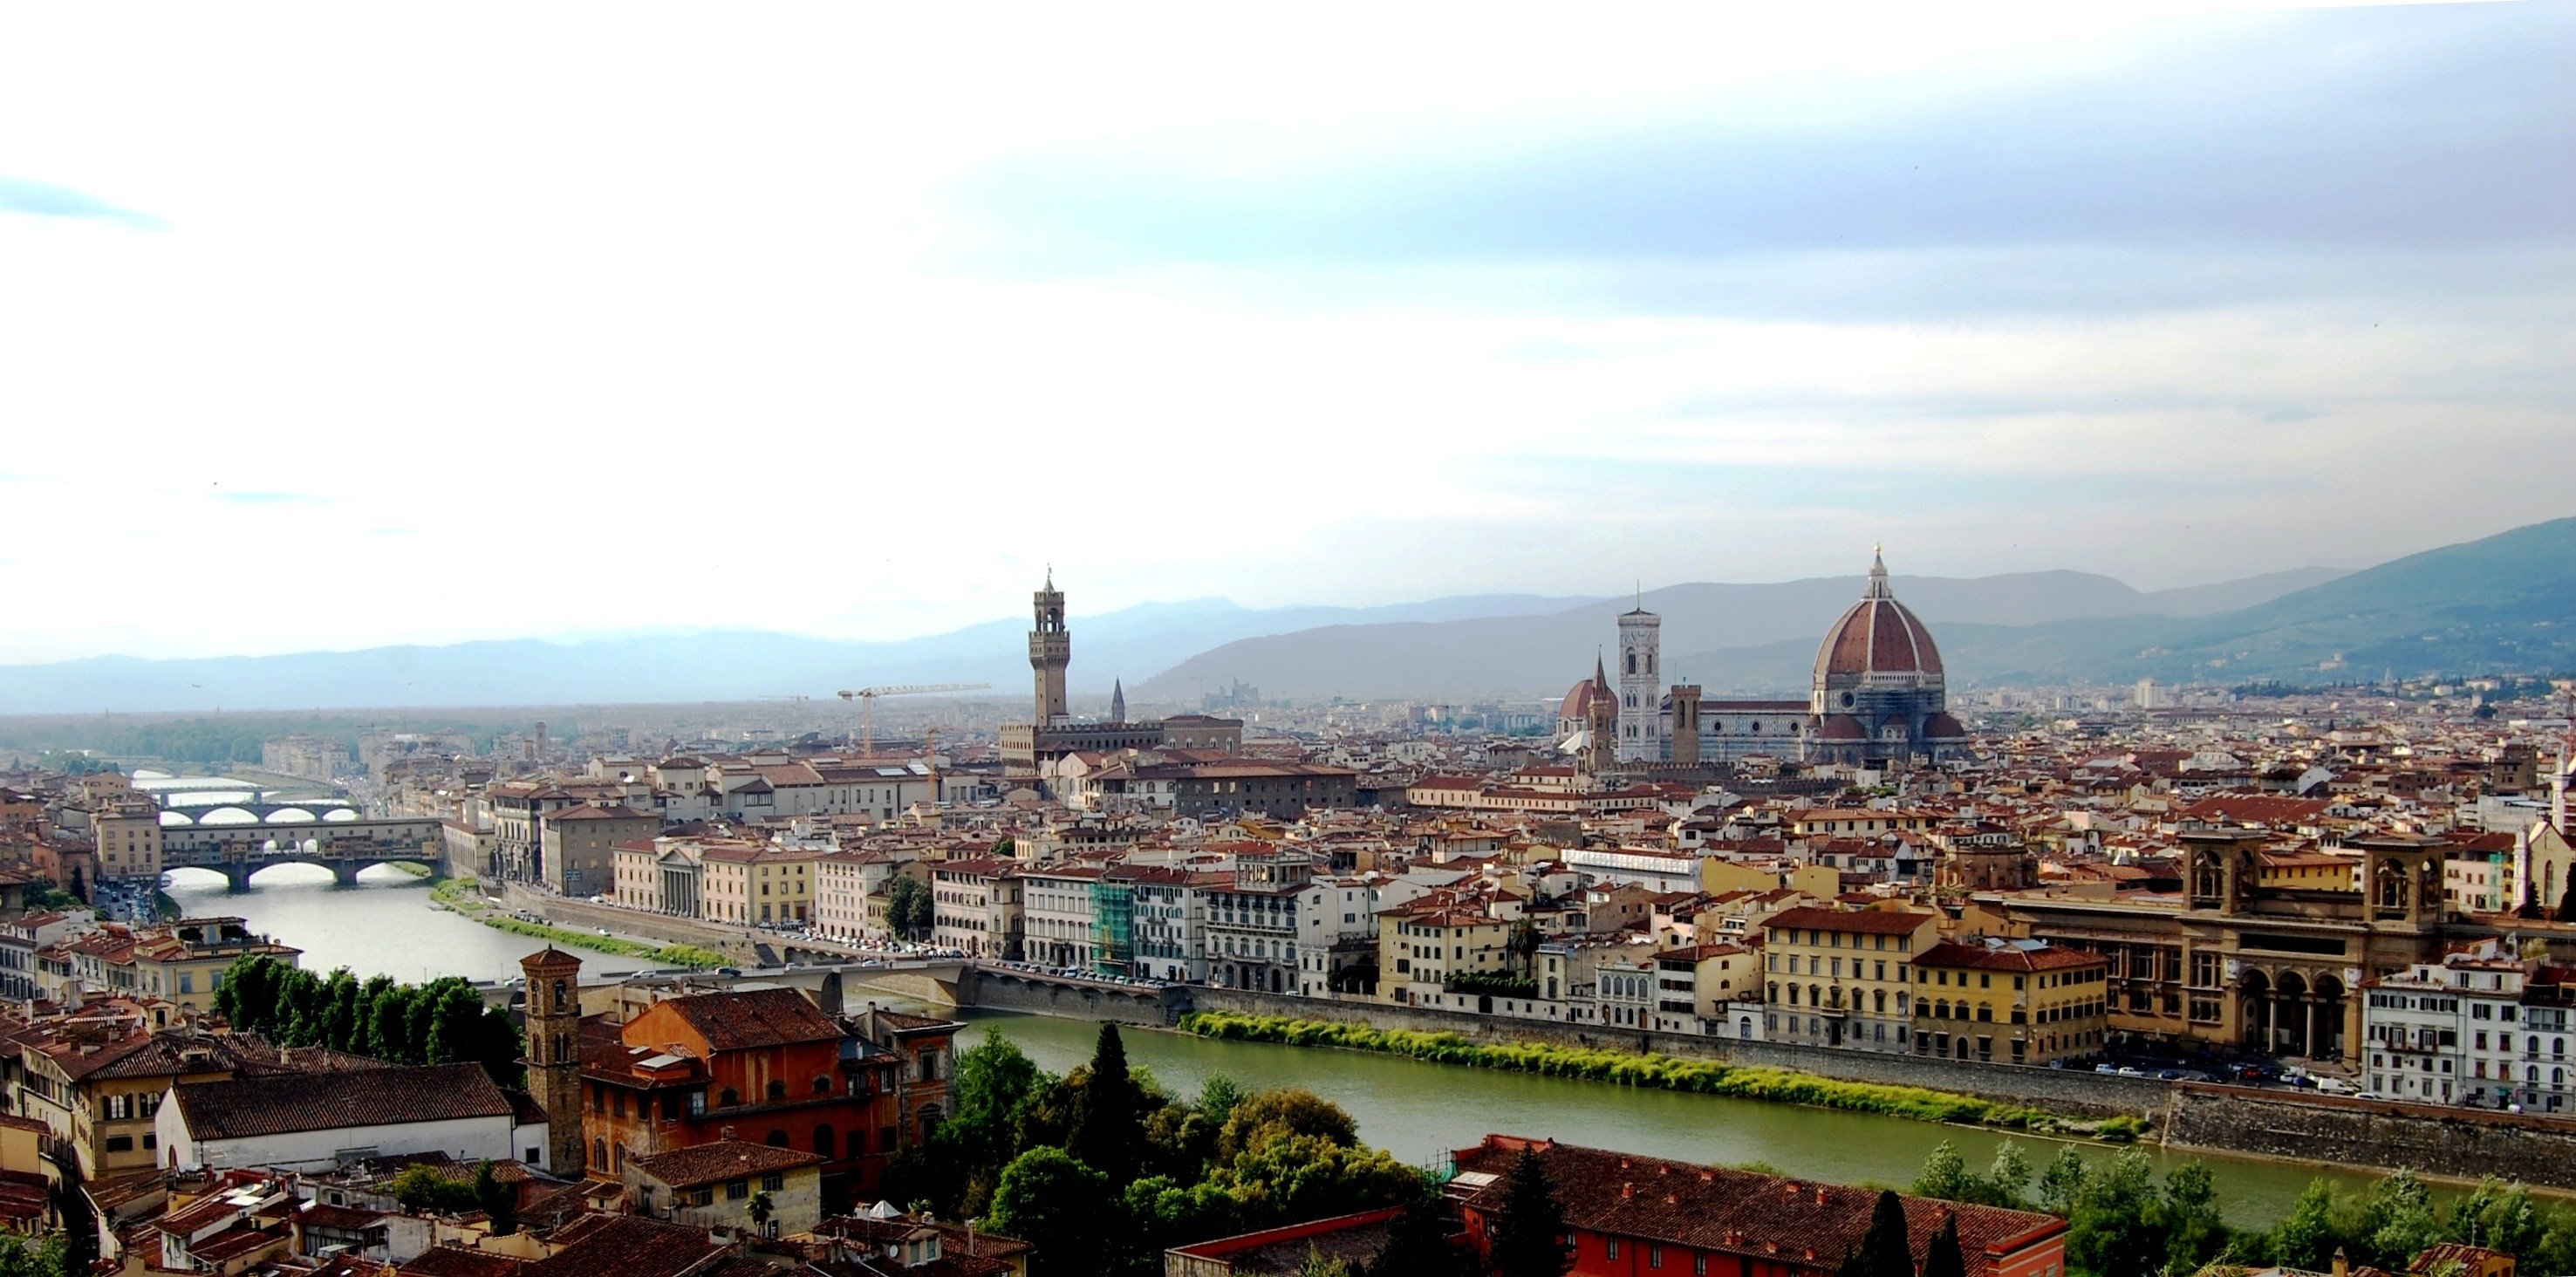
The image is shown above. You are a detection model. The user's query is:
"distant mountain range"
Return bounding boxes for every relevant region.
[0,594,1596,714]
[6,516,2572,714]
[1134,566,2354,700]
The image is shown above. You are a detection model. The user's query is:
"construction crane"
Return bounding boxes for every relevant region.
[836,683,989,757]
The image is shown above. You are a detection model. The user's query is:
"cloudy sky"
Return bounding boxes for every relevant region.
[2,1,2568,663]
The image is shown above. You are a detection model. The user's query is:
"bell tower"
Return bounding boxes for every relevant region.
[519,946,584,1174]
[1030,572,1071,727]
[1616,592,1664,762]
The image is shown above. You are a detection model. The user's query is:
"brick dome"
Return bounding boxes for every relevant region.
[1814,550,1944,684]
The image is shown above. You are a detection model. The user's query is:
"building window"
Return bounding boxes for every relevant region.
[727,1179,749,1201]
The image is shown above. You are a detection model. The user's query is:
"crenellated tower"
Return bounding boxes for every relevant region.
[1030,573,1071,727]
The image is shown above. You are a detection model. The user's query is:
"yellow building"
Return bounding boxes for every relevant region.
[123,919,301,1013]
[1910,939,2108,1065]
[696,846,819,925]
[2257,851,2358,891]
[93,802,164,883]
[757,850,820,925]
[1759,905,1941,1053]
[1378,907,1512,1007]
[698,845,762,923]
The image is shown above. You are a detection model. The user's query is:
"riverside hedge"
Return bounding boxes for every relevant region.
[434,878,729,969]
[1179,1009,2074,1132]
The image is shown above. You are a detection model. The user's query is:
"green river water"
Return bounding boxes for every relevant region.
[948,1007,2447,1230]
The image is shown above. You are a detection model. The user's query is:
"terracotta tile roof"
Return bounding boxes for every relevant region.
[399,1244,534,1277]
[628,1140,823,1190]
[656,987,842,1051]
[1762,905,1937,936]
[1454,1137,2062,1277]
[1914,941,2103,973]
[524,1216,728,1277]
[172,1062,511,1140]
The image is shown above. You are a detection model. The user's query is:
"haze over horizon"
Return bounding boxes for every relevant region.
[4,1,2570,664]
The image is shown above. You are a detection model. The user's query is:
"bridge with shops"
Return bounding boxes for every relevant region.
[161,816,445,889]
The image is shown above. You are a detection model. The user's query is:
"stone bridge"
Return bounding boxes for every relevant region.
[157,800,363,826]
[162,844,438,890]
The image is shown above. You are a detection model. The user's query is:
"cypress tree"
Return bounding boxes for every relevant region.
[1840,1190,1915,1277]
[1489,1148,1572,1277]
[1068,1022,1141,1183]
[1920,1213,1966,1277]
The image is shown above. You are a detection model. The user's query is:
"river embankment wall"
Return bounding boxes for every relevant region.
[968,969,1190,1022]
[502,885,768,962]
[2165,1086,2576,1189]
[1183,986,2167,1118]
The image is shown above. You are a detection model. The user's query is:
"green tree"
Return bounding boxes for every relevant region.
[1488,1148,1572,1277]
[2361,1169,2443,1268]
[2269,1181,2347,1273]
[472,1160,516,1235]
[2447,1180,2544,1258]
[1366,1184,1460,1277]
[1219,1089,1359,1160]
[2039,1145,2090,1217]
[1921,1212,1968,1277]
[369,985,420,1062]
[2065,1149,2164,1277]
[2161,1162,2231,1274]
[0,1229,72,1277]
[748,1191,774,1233]
[386,1164,479,1214]
[885,876,934,940]
[1070,1023,1145,1184]
[2559,878,2576,925]
[987,1147,1117,1277]
[1841,1190,1914,1277]
[1988,1142,2032,1205]
[1913,1141,1976,1204]
[1198,1074,1246,1123]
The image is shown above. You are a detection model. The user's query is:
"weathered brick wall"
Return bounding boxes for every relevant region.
[2164,1086,2576,1190]
[1181,986,2169,1117]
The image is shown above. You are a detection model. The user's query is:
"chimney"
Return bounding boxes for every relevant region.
[1622,1183,1634,1198]
[721,1126,736,1141]
[1814,1187,1828,1205]
[2333,1250,2349,1277]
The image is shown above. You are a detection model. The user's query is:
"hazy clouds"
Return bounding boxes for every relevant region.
[0,3,2567,663]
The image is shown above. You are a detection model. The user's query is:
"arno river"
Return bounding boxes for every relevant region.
[179,866,2418,1227]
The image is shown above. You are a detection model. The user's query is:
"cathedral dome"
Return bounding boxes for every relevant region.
[1559,671,1610,723]
[1922,711,1968,741]
[1814,550,1944,685]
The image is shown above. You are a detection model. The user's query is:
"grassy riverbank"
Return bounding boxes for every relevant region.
[431,878,729,969]
[1179,1010,2144,1138]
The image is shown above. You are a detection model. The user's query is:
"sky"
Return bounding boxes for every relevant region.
[1,1,2570,664]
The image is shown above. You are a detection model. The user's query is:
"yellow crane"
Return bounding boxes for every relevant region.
[836,683,988,757]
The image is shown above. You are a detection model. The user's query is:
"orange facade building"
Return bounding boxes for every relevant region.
[578,987,955,1207]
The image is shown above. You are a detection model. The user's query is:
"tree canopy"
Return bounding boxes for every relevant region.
[895,1032,1420,1277]
[214,955,521,1086]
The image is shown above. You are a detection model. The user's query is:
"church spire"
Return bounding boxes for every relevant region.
[1865,544,1891,599]
[1110,679,1126,723]
[1595,649,1610,692]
